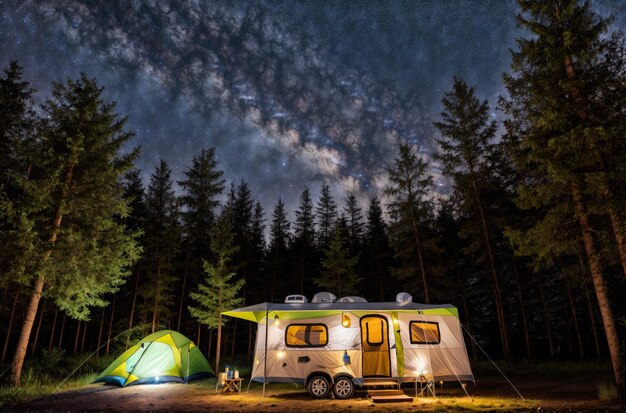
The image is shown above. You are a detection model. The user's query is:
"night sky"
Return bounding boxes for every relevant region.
[1,0,625,214]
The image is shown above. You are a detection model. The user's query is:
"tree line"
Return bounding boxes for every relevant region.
[1,0,625,392]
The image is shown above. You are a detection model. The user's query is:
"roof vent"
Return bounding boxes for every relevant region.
[336,296,368,303]
[396,292,413,303]
[284,294,308,304]
[311,292,337,303]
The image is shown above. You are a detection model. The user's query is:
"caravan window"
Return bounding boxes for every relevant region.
[409,321,440,344]
[285,324,328,347]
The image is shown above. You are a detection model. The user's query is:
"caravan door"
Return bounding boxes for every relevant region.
[360,315,391,377]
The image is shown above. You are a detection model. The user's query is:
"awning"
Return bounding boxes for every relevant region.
[222,302,459,323]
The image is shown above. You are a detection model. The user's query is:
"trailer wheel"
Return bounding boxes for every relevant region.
[332,376,355,399]
[307,375,330,398]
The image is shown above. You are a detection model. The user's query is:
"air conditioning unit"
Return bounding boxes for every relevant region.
[396,292,413,303]
[284,294,308,304]
[336,296,368,303]
[311,292,337,303]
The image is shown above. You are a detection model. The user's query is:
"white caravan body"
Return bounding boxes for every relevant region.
[223,300,474,386]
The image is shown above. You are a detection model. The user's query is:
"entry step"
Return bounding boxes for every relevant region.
[362,379,400,388]
[367,389,405,396]
[369,393,414,403]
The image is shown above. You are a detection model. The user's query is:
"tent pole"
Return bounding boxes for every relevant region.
[263,306,269,398]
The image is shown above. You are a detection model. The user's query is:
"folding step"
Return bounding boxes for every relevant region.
[367,389,405,397]
[362,379,399,388]
[369,394,414,403]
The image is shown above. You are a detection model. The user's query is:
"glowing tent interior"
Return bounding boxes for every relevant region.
[95,330,213,387]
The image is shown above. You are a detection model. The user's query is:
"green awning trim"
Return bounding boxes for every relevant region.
[222,305,459,322]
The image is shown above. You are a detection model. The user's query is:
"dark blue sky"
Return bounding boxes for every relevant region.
[1,0,624,214]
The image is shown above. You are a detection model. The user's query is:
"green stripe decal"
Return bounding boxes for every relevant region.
[391,312,404,377]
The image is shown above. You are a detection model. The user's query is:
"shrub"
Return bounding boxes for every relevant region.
[597,381,617,401]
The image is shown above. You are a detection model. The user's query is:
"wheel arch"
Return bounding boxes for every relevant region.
[305,371,332,386]
[332,372,354,383]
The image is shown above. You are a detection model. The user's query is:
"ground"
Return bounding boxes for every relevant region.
[3,375,621,412]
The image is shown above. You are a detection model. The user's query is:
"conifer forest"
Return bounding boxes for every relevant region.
[1,0,626,410]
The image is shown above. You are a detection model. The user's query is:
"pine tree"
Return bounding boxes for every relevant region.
[143,159,180,333]
[361,196,392,301]
[315,221,360,297]
[501,0,626,388]
[268,198,290,301]
[0,61,38,288]
[122,169,146,332]
[316,184,337,249]
[179,147,225,255]
[248,201,266,303]
[344,193,364,256]
[9,74,139,386]
[189,208,244,372]
[0,62,38,367]
[232,180,254,303]
[434,78,510,358]
[293,187,317,294]
[177,148,225,331]
[385,143,434,304]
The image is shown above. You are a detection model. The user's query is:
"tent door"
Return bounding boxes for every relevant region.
[360,315,391,377]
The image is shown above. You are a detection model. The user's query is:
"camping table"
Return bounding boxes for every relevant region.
[221,378,244,394]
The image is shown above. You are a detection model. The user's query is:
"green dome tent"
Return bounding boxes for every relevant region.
[95,330,213,387]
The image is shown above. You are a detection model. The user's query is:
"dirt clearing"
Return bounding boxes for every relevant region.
[4,376,620,412]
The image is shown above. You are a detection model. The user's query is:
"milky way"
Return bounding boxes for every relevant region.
[1,0,624,214]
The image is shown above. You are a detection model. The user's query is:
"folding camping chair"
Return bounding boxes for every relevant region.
[415,374,436,397]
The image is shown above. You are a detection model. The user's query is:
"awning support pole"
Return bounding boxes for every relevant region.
[263,306,269,398]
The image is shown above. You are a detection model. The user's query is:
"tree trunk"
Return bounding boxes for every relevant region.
[537,273,554,358]
[128,268,140,330]
[152,260,160,334]
[151,296,158,334]
[215,321,222,373]
[1,292,19,363]
[208,328,213,362]
[177,249,190,332]
[565,280,584,358]
[512,258,531,358]
[57,314,66,350]
[471,176,509,358]
[97,309,105,355]
[197,323,202,349]
[461,294,478,361]
[556,19,626,279]
[80,321,88,353]
[411,220,429,303]
[106,296,116,355]
[48,308,58,351]
[570,180,623,389]
[564,307,574,356]
[10,161,75,386]
[231,320,238,357]
[10,273,45,386]
[73,321,81,354]
[603,202,626,278]
[31,303,45,356]
[585,288,601,357]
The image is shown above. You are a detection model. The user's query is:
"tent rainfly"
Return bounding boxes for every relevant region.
[95,330,213,386]
[223,292,474,399]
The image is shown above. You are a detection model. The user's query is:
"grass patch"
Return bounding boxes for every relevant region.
[597,380,617,401]
[0,373,97,407]
[0,350,114,407]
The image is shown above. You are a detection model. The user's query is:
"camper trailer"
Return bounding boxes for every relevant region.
[223,292,474,399]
